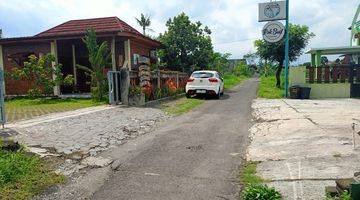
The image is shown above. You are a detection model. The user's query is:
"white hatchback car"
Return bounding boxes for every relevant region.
[185,70,224,99]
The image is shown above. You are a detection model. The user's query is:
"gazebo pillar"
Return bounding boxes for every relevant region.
[124,39,131,70]
[315,51,321,67]
[71,44,77,87]
[111,37,116,71]
[311,53,316,67]
[50,40,60,96]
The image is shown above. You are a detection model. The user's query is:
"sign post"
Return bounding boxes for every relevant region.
[259,0,289,98]
[284,0,290,98]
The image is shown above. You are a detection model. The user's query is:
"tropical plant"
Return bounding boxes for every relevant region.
[135,13,152,35]
[9,54,73,97]
[77,28,111,101]
[255,24,314,88]
[158,12,214,72]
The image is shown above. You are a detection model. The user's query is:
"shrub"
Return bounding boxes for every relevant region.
[129,86,142,96]
[9,54,73,96]
[242,184,281,200]
[233,62,254,77]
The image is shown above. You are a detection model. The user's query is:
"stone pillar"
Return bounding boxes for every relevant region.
[50,41,60,96]
[72,44,77,86]
[120,68,130,105]
[0,45,5,95]
[111,37,116,71]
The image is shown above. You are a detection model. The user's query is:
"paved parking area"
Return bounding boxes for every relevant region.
[248,98,360,199]
[11,105,168,157]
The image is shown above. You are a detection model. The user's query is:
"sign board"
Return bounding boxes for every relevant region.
[262,21,285,43]
[259,1,286,22]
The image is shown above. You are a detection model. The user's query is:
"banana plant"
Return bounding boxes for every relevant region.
[77,28,111,101]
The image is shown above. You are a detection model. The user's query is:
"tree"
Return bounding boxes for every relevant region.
[209,52,231,73]
[158,12,214,72]
[135,13,152,35]
[77,29,111,101]
[9,54,73,96]
[255,24,314,88]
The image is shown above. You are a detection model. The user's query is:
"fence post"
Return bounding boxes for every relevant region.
[157,70,161,89]
[176,72,179,88]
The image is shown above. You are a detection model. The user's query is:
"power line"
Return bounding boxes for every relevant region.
[213,37,259,45]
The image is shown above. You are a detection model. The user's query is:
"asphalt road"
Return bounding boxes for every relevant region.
[92,78,259,200]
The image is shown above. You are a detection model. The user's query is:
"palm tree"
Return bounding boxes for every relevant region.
[77,28,110,101]
[135,13,152,35]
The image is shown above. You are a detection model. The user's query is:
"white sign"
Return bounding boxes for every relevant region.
[262,21,285,43]
[259,1,286,22]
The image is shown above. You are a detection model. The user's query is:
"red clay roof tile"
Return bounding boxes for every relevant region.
[36,16,142,37]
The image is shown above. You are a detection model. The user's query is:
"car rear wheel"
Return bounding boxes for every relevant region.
[215,89,220,99]
[186,93,191,98]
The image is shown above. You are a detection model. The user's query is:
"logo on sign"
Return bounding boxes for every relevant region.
[264,3,281,18]
[258,1,286,22]
[262,21,285,43]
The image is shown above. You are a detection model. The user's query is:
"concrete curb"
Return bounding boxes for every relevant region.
[145,93,186,107]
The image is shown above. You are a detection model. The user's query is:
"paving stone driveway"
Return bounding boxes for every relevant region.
[11,105,169,157]
[248,98,360,200]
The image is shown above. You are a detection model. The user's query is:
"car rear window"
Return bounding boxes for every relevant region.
[192,72,214,78]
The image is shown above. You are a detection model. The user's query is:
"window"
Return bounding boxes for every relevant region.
[192,72,214,78]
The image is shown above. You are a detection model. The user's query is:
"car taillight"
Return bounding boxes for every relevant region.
[187,78,194,82]
[208,78,218,83]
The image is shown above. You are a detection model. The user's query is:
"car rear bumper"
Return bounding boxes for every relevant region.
[186,85,219,95]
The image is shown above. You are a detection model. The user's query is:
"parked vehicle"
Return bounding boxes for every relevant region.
[185,70,224,99]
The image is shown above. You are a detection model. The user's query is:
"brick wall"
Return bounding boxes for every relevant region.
[2,42,51,95]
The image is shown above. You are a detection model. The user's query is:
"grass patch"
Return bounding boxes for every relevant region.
[0,149,65,200]
[240,161,265,185]
[5,98,106,122]
[240,161,281,200]
[223,74,247,89]
[162,98,204,116]
[257,75,284,99]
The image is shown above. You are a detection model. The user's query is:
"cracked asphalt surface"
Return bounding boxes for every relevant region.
[91,78,259,200]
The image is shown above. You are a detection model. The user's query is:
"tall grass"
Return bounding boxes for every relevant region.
[257,75,284,99]
[0,148,64,200]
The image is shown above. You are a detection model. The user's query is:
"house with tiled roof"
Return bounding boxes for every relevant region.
[0,16,161,95]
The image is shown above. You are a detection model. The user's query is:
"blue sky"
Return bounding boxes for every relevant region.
[0,0,358,64]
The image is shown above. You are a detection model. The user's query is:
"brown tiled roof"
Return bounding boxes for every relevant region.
[36,16,141,37]
[0,17,161,46]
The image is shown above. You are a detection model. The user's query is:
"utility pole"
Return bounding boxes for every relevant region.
[284,0,290,97]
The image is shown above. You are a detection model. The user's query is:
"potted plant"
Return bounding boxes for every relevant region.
[129,86,145,106]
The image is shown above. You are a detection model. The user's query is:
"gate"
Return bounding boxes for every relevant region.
[107,71,121,105]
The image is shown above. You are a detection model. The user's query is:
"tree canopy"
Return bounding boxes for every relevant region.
[158,12,214,72]
[255,24,314,87]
